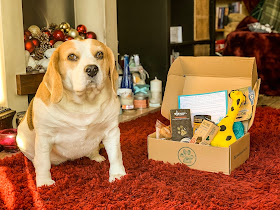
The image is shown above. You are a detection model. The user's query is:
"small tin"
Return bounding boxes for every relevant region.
[193,115,211,134]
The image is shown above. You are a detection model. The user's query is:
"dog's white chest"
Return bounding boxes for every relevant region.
[51,123,105,160]
[34,97,119,161]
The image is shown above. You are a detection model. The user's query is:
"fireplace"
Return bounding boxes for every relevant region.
[0,0,117,113]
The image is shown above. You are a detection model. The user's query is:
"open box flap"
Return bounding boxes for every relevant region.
[162,56,258,120]
[169,56,257,79]
[248,78,261,130]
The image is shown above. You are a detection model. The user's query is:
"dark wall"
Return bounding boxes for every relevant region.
[117,0,169,88]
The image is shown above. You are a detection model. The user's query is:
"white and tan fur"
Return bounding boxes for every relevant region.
[16,39,126,187]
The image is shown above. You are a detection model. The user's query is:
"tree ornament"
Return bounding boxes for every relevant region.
[68,28,79,38]
[31,38,40,47]
[48,23,58,33]
[26,66,33,73]
[24,34,30,41]
[42,29,51,37]
[35,64,44,71]
[59,22,71,33]
[80,33,86,39]
[36,33,51,52]
[86,31,97,39]
[74,36,84,41]
[33,48,45,60]
[40,41,51,51]
[77,24,87,34]
[25,40,35,53]
[54,41,64,48]
[28,25,41,37]
[37,32,49,42]
[49,39,56,46]
[64,35,74,41]
[52,30,65,41]
[24,30,32,40]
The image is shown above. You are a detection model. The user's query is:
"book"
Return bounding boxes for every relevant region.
[223,7,229,27]
[215,7,219,29]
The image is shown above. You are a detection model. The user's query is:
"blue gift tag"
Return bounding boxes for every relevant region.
[248,87,255,105]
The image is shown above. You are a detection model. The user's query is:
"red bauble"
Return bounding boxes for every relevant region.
[24,30,32,40]
[49,39,56,46]
[42,29,51,37]
[24,34,30,41]
[64,35,74,41]
[52,30,65,41]
[77,24,87,34]
[24,30,32,37]
[85,31,97,39]
[25,40,35,53]
[31,38,40,47]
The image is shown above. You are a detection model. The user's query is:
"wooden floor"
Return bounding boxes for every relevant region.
[256,94,280,109]
[1,94,279,159]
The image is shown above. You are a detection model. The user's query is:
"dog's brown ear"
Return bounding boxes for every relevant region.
[107,46,118,96]
[43,49,63,104]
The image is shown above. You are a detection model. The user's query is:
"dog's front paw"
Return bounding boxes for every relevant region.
[36,177,55,187]
[109,172,126,182]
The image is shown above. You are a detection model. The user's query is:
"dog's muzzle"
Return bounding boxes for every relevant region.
[85,65,99,77]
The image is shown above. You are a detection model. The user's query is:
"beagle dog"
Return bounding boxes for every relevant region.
[16,39,126,187]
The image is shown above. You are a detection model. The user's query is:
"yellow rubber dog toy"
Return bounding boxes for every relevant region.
[211,91,246,147]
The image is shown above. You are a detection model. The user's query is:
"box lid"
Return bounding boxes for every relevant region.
[161,56,259,130]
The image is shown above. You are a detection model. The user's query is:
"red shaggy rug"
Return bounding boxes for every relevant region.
[0,107,280,209]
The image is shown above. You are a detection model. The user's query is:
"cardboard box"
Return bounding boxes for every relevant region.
[148,56,260,175]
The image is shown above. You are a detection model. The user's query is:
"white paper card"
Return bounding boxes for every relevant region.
[170,26,183,43]
[178,90,228,124]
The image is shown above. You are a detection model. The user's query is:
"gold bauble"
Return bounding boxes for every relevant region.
[68,28,79,38]
[74,36,84,41]
[54,41,64,48]
[28,25,41,37]
[59,22,71,33]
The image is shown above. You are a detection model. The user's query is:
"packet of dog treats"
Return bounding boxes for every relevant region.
[156,120,172,139]
[228,86,255,122]
[189,119,219,145]
[170,109,193,141]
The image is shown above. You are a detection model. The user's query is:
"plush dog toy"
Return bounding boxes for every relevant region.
[211,91,246,147]
[17,39,126,187]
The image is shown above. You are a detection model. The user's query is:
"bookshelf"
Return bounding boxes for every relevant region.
[214,0,249,53]
[215,0,249,40]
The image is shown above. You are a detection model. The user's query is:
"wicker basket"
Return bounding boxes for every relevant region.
[0,110,16,130]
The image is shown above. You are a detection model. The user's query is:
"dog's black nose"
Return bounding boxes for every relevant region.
[85,65,99,77]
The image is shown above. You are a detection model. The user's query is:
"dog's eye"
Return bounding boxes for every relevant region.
[68,54,78,61]
[95,51,103,59]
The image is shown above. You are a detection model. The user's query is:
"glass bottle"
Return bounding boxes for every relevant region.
[120,54,133,90]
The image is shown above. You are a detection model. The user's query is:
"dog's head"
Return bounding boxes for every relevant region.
[43,39,118,104]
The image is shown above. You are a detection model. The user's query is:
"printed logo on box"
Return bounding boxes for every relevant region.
[178,147,196,166]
